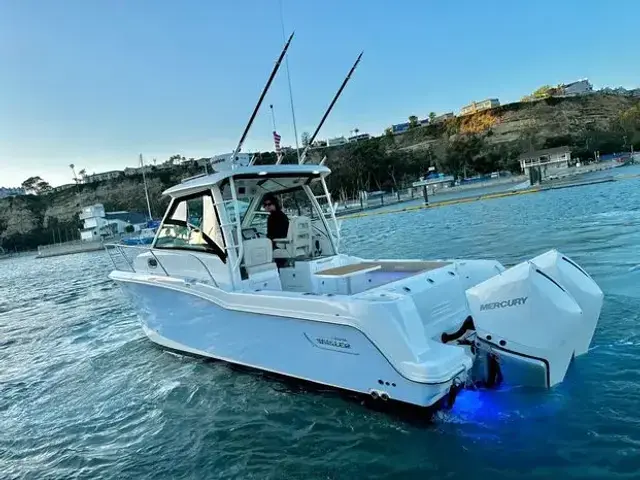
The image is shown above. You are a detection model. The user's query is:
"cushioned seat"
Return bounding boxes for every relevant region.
[272,216,313,259]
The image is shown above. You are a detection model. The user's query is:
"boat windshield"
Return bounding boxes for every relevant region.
[154,191,226,259]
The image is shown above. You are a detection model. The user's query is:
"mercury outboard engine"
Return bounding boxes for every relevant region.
[464,250,603,389]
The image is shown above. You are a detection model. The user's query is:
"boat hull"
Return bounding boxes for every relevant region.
[113,278,467,409]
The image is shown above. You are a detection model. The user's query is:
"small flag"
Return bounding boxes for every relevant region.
[273,131,282,154]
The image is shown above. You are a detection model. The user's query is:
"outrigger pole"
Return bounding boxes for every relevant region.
[299,51,363,165]
[230,31,294,167]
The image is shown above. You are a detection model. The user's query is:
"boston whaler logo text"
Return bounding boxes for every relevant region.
[480,297,528,311]
[316,337,351,349]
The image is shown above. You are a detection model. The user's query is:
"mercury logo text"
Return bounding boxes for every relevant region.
[480,297,528,311]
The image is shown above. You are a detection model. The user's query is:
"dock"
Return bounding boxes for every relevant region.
[36,239,105,259]
[339,173,634,221]
[540,175,615,191]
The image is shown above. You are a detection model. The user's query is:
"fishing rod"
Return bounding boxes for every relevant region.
[299,51,363,165]
[229,31,295,167]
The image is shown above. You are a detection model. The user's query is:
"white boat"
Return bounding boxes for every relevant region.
[105,35,604,413]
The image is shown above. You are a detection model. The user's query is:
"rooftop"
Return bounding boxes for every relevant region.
[518,146,571,160]
[163,163,331,197]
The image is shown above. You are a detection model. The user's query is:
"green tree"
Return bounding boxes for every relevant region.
[301,131,311,147]
[429,112,436,123]
[617,103,640,138]
[408,115,419,129]
[442,135,485,179]
[21,176,43,194]
[36,180,52,194]
[21,176,52,195]
[532,85,553,99]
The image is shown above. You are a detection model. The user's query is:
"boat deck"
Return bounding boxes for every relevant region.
[316,260,451,277]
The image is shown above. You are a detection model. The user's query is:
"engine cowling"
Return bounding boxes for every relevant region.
[466,259,583,388]
[529,250,603,356]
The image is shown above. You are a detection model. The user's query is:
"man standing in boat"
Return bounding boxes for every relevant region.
[262,193,289,247]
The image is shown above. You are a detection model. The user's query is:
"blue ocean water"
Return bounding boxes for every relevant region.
[2,167,640,479]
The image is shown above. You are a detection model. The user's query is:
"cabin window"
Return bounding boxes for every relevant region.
[154,190,226,261]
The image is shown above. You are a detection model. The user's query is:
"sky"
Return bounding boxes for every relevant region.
[1,0,639,188]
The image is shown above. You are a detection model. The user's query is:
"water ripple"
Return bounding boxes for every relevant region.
[2,170,640,479]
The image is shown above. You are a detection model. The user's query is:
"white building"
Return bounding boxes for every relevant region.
[124,166,153,176]
[83,170,123,184]
[79,203,148,241]
[562,79,593,96]
[460,98,500,116]
[51,183,76,193]
[327,136,347,147]
[348,133,371,143]
[80,204,107,241]
[519,146,572,180]
[432,112,454,123]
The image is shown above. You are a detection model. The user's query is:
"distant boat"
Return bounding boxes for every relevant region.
[121,225,157,246]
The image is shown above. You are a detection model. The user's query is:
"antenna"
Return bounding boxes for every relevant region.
[300,51,363,164]
[279,0,301,164]
[229,31,294,167]
[139,154,153,221]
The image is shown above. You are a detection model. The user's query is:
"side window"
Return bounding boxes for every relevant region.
[155,192,226,260]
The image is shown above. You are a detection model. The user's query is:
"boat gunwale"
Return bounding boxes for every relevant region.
[109,269,471,386]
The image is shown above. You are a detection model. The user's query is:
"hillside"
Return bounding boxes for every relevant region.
[2,93,639,251]
[302,93,639,196]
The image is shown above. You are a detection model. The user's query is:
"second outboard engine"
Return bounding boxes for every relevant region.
[529,249,603,356]
[466,256,586,389]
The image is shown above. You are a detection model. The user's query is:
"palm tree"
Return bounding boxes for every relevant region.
[69,164,78,183]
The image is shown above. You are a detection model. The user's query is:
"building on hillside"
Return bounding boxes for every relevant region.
[561,79,593,96]
[518,146,572,182]
[599,86,640,97]
[348,133,371,143]
[124,165,153,176]
[460,98,500,116]
[83,170,123,184]
[79,203,148,241]
[390,117,431,134]
[0,187,26,198]
[312,140,328,147]
[51,184,76,193]
[327,136,347,147]
[391,122,410,134]
[432,112,455,123]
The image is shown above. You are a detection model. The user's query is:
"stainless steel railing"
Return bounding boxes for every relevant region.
[104,243,219,287]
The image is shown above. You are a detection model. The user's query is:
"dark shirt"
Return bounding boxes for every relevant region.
[267,210,289,243]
